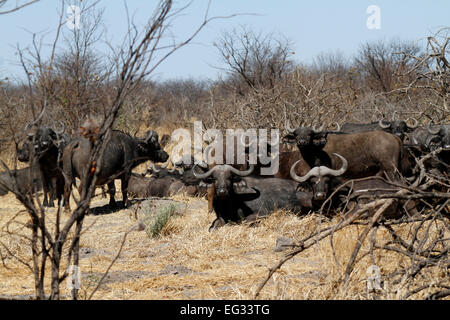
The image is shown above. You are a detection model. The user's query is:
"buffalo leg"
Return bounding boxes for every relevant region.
[63,178,72,211]
[47,176,57,207]
[107,181,116,207]
[42,175,51,207]
[209,217,226,231]
[207,185,215,214]
[121,176,129,207]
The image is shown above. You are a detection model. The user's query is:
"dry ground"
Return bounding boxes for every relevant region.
[0,181,448,300]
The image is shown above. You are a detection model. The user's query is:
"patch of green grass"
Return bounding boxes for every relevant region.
[143,204,178,238]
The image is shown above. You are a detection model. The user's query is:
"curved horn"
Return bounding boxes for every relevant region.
[290,161,320,183]
[406,117,419,129]
[204,144,215,164]
[54,121,65,135]
[285,120,296,133]
[427,121,440,135]
[378,119,391,129]
[333,122,341,132]
[168,167,177,173]
[312,124,325,133]
[174,158,183,167]
[229,164,255,177]
[319,153,348,177]
[159,158,170,169]
[192,164,217,180]
[148,162,161,173]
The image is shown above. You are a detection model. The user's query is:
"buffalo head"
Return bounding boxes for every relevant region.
[283,122,327,148]
[378,118,418,140]
[290,153,347,201]
[137,130,169,163]
[18,124,65,162]
[427,123,450,150]
[193,163,255,199]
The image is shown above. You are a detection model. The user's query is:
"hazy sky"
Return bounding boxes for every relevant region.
[0,0,448,82]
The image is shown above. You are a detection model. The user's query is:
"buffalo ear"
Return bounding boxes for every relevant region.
[233,181,257,195]
[282,134,296,144]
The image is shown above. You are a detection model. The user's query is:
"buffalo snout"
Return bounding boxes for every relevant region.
[314,191,326,201]
[217,187,228,199]
[297,139,309,146]
[157,150,169,163]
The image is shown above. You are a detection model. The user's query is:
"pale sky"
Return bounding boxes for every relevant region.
[0,0,448,82]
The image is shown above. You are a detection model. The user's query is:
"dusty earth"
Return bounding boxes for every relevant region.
[0,181,448,300]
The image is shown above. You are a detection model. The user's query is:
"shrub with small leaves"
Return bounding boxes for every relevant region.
[143,204,178,238]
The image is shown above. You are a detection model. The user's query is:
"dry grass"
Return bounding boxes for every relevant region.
[0,184,448,300]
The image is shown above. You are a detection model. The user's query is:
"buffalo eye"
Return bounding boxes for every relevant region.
[282,134,296,144]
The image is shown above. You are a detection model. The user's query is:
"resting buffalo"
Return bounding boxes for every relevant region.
[284,124,403,180]
[202,132,278,213]
[289,153,347,202]
[127,173,178,198]
[403,123,450,174]
[343,177,420,219]
[0,166,43,196]
[127,167,207,199]
[62,130,169,210]
[339,119,418,141]
[192,164,313,230]
[17,124,70,207]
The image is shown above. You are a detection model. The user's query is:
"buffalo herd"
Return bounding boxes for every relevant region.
[0,118,448,231]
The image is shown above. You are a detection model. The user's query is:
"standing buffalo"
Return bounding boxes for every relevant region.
[17,124,70,207]
[62,130,169,210]
[284,123,403,180]
[340,119,418,141]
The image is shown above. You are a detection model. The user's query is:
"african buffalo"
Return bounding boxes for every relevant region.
[127,165,207,199]
[0,166,43,196]
[403,123,450,174]
[343,177,420,219]
[202,131,279,213]
[340,119,418,140]
[62,130,169,210]
[17,124,70,207]
[192,164,313,230]
[284,124,403,180]
[127,173,180,198]
[289,153,348,202]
